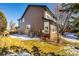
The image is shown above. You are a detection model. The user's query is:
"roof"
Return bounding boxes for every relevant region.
[18,5,56,21]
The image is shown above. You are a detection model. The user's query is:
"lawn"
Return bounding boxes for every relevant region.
[0,36,78,56]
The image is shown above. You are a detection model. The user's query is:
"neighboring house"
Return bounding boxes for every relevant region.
[18,5,57,37]
[0,16,3,32]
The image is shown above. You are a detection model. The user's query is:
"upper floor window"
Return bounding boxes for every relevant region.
[46,15,51,19]
[45,11,53,20]
[22,18,24,22]
[19,18,24,24]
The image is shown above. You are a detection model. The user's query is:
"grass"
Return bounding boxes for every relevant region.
[0,36,78,56]
[0,37,63,51]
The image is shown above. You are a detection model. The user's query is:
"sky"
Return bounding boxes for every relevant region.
[0,3,57,26]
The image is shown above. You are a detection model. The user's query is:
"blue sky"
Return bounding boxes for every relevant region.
[0,3,57,26]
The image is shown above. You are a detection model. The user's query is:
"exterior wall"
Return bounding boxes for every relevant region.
[43,10,57,33]
[18,6,57,40]
[50,24,57,33]
[44,11,56,22]
[50,24,57,42]
[43,10,57,41]
[19,6,44,34]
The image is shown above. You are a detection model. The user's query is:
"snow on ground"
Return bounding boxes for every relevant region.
[64,45,79,56]
[9,34,39,40]
[61,32,79,43]
[9,33,79,42]
[61,36,79,43]
[64,32,78,39]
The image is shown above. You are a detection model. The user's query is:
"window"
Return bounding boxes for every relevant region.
[46,15,50,19]
[43,21,49,34]
[19,18,24,24]
[22,18,24,22]
[45,27,48,29]
[26,25,31,29]
[45,11,53,20]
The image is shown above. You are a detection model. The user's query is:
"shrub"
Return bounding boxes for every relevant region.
[0,46,30,56]
[31,46,40,56]
[47,52,56,56]
[0,11,7,33]
[0,47,9,56]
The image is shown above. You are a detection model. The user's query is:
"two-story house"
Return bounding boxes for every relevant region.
[18,5,57,37]
[0,13,3,32]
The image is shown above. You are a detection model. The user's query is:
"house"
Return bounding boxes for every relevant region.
[0,16,3,32]
[18,5,57,39]
[0,12,4,33]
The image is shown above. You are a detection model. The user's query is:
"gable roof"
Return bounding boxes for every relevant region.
[18,5,56,21]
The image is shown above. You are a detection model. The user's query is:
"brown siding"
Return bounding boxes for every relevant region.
[19,6,44,34]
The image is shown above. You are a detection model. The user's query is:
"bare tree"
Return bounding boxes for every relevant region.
[9,20,16,32]
[54,4,73,43]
